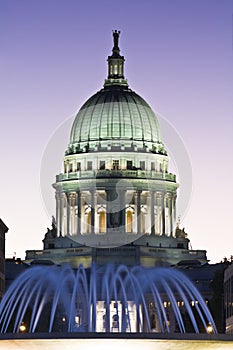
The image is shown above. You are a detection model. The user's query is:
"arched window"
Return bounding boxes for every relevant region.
[112,314,119,329]
[87,211,91,233]
[126,210,133,233]
[114,64,118,75]
[99,211,106,233]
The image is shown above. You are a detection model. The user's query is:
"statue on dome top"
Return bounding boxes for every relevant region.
[113,30,120,48]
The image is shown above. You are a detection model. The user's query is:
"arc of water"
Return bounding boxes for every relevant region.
[116,265,140,332]
[141,269,167,333]
[173,271,217,333]
[31,288,49,333]
[68,264,89,332]
[1,275,34,333]
[167,273,199,333]
[13,276,45,333]
[161,277,186,333]
[0,263,218,335]
[174,273,208,332]
[31,268,60,333]
[113,266,132,332]
[101,265,112,332]
[89,263,96,332]
[112,273,121,332]
[30,283,45,332]
[129,267,151,332]
[116,265,151,332]
[49,265,75,332]
[0,270,34,331]
[152,282,168,332]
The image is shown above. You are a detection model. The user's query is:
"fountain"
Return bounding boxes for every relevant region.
[0,263,217,334]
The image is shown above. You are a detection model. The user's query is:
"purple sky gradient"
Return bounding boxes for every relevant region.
[0,0,232,262]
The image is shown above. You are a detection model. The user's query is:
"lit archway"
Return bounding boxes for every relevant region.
[99,211,106,233]
[86,211,91,233]
[126,210,133,233]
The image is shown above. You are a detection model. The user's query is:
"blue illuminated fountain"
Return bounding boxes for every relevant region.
[0,264,217,334]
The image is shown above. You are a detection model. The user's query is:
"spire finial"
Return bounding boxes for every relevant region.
[104,30,128,87]
[113,30,120,48]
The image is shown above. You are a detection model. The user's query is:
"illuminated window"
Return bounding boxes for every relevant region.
[119,64,122,75]
[112,314,119,329]
[75,315,80,326]
[126,211,133,233]
[114,64,118,74]
[99,211,106,233]
[113,160,119,170]
[87,212,91,233]
[140,212,145,233]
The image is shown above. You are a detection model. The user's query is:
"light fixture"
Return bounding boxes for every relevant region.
[207,323,214,334]
[19,323,26,332]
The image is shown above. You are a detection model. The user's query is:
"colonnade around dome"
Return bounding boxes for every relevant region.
[55,189,177,238]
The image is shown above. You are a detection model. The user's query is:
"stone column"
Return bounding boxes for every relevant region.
[151,191,155,235]
[154,192,159,234]
[55,193,60,236]
[76,191,81,235]
[120,189,126,232]
[169,194,173,237]
[94,192,98,233]
[106,190,110,229]
[162,192,166,236]
[172,194,177,236]
[70,192,76,235]
[136,190,141,234]
[59,193,64,236]
[66,193,71,236]
[90,190,95,234]
[80,192,85,234]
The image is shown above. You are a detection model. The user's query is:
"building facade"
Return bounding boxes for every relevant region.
[224,264,233,334]
[0,219,8,300]
[2,31,228,334]
[26,31,207,268]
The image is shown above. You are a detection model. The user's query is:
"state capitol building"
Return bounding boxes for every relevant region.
[25,31,207,268]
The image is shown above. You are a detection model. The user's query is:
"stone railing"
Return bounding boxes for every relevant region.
[56,170,176,182]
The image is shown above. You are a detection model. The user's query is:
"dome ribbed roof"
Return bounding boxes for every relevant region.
[68,31,166,155]
[70,86,162,146]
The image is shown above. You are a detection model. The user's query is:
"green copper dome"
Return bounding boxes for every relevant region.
[68,31,166,155]
[70,86,162,143]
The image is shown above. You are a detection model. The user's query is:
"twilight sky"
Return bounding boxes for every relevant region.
[0,0,232,263]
